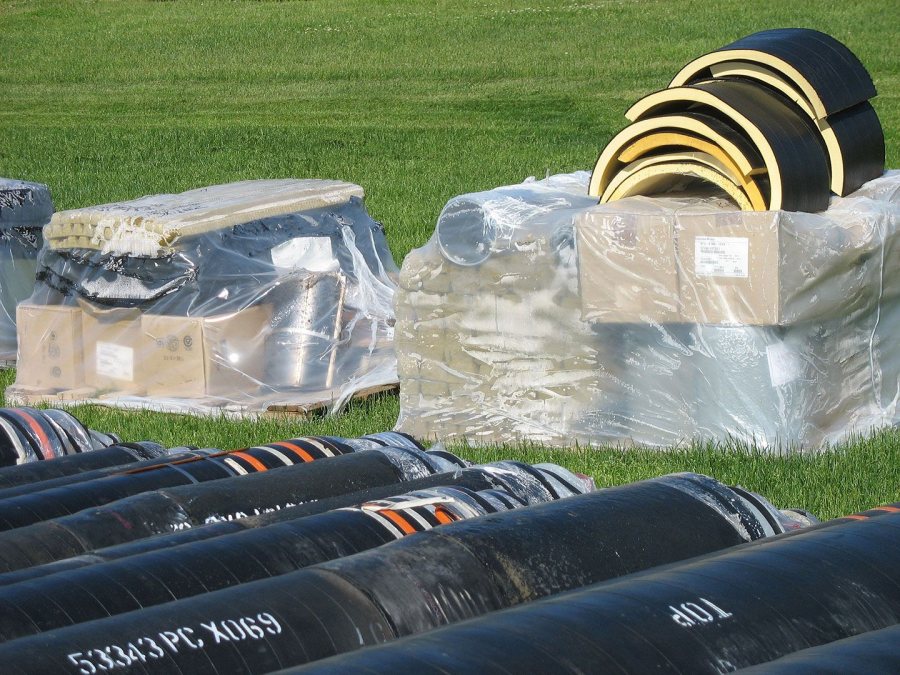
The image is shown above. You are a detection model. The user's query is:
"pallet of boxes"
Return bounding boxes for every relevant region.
[8,180,401,415]
[395,29,900,449]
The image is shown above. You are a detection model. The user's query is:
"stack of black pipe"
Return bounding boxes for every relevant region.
[0,472,812,673]
[292,505,900,674]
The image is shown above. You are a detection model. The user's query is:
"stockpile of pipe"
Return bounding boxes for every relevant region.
[590,28,885,211]
[0,406,894,673]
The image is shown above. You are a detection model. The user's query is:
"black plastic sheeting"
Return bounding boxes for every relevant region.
[737,623,900,674]
[0,462,588,642]
[0,461,584,586]
[0,441,166,490]
[0,441,454,573]
[0,473,793,673]
[0,434,393,531]
[0,407,119,466]
[289,506,900,674]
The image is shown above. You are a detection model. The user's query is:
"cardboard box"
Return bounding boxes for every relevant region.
[141,305,270,398]
[80,303,144,393]
[14,304,84,390]
[576,204,680,323]
[675,209,882,325]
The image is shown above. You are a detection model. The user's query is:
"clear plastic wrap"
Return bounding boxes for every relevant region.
[7,180,399,415]
[0,179,53,363]
[395,170,900,450]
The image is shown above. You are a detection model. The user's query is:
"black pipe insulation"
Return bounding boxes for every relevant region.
[287,505,900,675]
[0,441,453,574]
[0,462,589,643]
[0,407,119,466]
[0,461,587,586]
[0,473,807,674]
[0,433,418,532]
[736,623,900,674]
[0,442,167,492]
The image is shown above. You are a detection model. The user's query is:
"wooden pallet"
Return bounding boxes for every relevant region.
[263,382,399,418]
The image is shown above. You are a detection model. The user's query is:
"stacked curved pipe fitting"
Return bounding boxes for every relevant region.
[589,28,885,211]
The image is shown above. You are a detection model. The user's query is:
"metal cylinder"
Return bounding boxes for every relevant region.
[286,505,900,675]
[0,473,805,673]
[263,272,346,391]
[0,462,589,642]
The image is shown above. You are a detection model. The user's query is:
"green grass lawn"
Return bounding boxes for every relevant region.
[1,0,898,519]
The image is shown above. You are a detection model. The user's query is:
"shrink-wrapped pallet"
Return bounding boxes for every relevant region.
[7,180,399,415]
[395,170,900,450]
[0,179,53,362]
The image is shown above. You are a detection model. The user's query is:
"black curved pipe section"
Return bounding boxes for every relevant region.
[0,461,584,585]
[289,506,900,675]
[688,28,877,116]
[0,407,119,466]
[0,473,799,673]
[0,441,166,491]
[0,462,588,642]
[736,623,900,674]
[0,433,404,532]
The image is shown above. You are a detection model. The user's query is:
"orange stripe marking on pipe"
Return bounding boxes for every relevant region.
[379,509,417,535]
[230,452,268,473]
[433,506,458,525]
[271,442,315,463]
[17,411,55,460]
[872,505,900,513]
[841,514,869,521]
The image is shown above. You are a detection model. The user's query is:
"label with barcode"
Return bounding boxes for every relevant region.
[694,236,749,278]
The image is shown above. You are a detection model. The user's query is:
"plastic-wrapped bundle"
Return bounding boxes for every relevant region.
[396,169,900,449]
[0,406,120,467]
[0,441,461,572]
[0,178,53,362]
[8,180,399,415]
[0,433,404,532]
[0,462,589,642]
[0,473,809,673]
[0,461,587,585]
[288,506,900,674]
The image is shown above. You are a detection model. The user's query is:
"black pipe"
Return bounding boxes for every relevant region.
[0,461,587,585]
[736,623,900,674]
[0,407,119,466]
[0,441,166,491]
[0,433,406,531]
[286,506,900,675]
[0,462,588,642]
[0,440,450,573]
[0,446,205,500]
[0,473,805,673]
